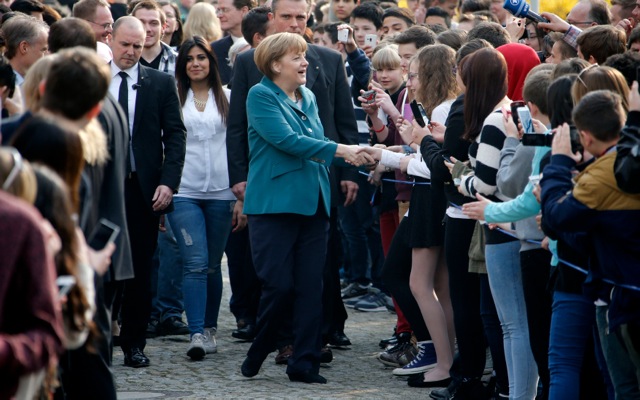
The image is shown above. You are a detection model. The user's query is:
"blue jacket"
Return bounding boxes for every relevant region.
[243,77,338,216]
[541,151,640,330]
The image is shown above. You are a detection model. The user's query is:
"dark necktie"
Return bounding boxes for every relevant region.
[118,71,129,125]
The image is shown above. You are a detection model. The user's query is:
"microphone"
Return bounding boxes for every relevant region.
[132,83,142,90]
[503,0,549,23]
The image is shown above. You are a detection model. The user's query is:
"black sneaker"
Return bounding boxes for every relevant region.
[429,377,489,400]
[159,316,189,336]
[146,319,159,338]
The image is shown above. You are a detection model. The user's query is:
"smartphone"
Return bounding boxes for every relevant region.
[364,34,377,47]
[517,106,534,133]
[88,218,120,250]
[361,89,376,104]
[521,133,552,147]
[337,28,349,43]
[410,100,429,128]
[442,154,453,163]
[510,100,525,128]
[56,275,76,298]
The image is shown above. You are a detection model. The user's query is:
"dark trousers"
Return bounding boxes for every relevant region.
[120,174,159,351]
[226,227,260,325]
[247,210,328,374]
[444,217,487,379]
[322,208,348,339]
[520,248,552,399]
[381,217,431,341]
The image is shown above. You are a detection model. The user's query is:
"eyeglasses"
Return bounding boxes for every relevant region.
[407,72,419,81]
[577,63,599,88]
[2,147,23,191]
[87,20,113,30]
[567,19,594,26]
[216,7,232,14]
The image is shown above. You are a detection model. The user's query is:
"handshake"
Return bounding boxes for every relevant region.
[336,144,378,167]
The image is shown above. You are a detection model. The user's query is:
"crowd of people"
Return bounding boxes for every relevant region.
[0,0,639,398]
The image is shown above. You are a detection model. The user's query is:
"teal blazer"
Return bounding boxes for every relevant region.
[243,77,338,216]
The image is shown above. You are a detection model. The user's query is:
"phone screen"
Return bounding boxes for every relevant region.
[88,218,120,250]
[510,101,525,128]
[517,106,533,133]
[410,100,429,128]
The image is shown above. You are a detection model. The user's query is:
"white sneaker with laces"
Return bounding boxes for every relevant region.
[187,333,206,360]
[203,328,217,354]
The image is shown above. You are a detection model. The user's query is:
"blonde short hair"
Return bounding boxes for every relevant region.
[182,3,222,43]
[372,45,400,71]
[254,32,307,80]
[0,148,37,204]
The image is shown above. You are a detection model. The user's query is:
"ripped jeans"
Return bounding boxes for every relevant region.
[168,197,234,336]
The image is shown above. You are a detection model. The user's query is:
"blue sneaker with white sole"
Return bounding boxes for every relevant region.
[392,340,437,375]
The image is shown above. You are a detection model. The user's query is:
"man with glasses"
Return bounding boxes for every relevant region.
[211,0,255,85]
[538,0,611,51]
[73,0,114,44]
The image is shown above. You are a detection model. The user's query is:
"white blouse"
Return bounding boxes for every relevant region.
[177,88,235,200]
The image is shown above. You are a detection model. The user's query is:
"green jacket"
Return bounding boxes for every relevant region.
[243,77,338,216]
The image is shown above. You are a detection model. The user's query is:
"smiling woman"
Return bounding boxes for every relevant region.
[240,32,367,384]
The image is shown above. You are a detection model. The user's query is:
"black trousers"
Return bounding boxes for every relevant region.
[381,217,431,341]
[322,208,348,340]
[444,217,487,379]
[225,227,260,325]
[120,174,159,352]
[520,248,552,398]
[247,210,328,374]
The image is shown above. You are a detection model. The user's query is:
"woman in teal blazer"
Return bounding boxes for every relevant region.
[239,33,364,384]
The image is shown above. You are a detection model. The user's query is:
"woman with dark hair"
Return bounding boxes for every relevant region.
[168,35,238,360]
[454,47,538,399]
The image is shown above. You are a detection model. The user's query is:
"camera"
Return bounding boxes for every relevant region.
[521,126,583,154]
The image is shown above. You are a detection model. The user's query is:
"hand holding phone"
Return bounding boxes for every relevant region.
[410,100,429,128]
[510,100,525,128]
[517,106,533,134]
[88,218,120,250]
[361,89,376,104]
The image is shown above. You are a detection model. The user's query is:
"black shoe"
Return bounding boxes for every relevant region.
[241,356,263,377]
[429,377,488,400]
[328,331,351,347]
[288,371,327,384]
[232,324,256,341]
[408,374,451,388]
[379,330,412,349]
[146,319,159,338]
[320,346,333,363]
[159,316,189,336]
[123,348,150,368]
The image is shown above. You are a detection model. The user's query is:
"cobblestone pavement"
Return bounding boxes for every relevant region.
[114,261,437,399]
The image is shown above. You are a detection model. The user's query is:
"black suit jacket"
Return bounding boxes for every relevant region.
[130,64,187,212]
[211,36,234,86]
[226,44,358,206]
[97,94,134,281]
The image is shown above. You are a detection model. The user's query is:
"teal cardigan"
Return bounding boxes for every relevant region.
[243,77,339,216]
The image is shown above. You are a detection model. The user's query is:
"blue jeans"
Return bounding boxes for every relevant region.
[485,241,538,400]
[596,305,640,400]
[548,291,599,400]
[168,197,233,336]
[150,219,184,322]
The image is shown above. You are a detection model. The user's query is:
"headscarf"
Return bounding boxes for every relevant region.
[497,43,540,101]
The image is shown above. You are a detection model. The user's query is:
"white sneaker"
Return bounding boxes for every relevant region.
[203,328,217,354]
[187,333,206,360]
